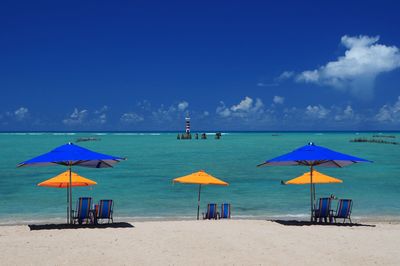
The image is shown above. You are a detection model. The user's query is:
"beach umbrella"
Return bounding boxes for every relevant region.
[173,170,228,220]
[38,170,97,188]
[284,170,342,203]
[257,142,371,221]
[284,170,343,185]
[38,171,97,217]
[18,142,125,223]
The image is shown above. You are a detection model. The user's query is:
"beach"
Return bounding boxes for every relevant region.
[1,219,400,266]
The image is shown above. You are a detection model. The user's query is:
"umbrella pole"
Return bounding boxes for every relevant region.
[197,184,201,220]
[69,165,73,224]
[67,183,69,224]
[310,166,314,222]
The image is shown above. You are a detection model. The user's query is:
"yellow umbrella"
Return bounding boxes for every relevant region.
[38,171,97,188]
[285,170,343,185]
[38,171,97,221]
[173,170,228,220]
[284,170,342,210]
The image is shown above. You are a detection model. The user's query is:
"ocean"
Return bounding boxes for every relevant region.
[0,132,399,224]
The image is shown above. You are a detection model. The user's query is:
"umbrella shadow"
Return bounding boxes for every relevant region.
[28,222,134,231]
[270,220,376,227]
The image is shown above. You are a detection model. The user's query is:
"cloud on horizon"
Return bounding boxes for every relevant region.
[3,96,400,130]
[282,35,400,100]
[216,96,264,119]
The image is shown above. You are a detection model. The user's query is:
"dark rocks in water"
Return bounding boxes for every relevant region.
[76,137,100,142]
[372,135,396,138]
[350,138,399,145]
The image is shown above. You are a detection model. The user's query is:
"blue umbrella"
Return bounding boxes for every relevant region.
[258,142,371,221]
[18,142,125,223]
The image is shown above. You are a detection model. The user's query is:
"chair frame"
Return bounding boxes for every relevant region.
[71,197,93,225]
[96,199,114,224]
[313,197,332,223]
[202,203,219,220]
[220,203,231,219]
[334,199,353,223]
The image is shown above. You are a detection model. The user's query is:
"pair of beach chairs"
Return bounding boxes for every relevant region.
[202,203,231,220]
[313,198,353,223]
[71,197,114,225]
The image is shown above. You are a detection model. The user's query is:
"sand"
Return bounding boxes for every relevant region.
[0,220,399,266]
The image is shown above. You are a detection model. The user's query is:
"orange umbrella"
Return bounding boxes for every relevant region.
[173,170,228,220]
[284,170,343,185]
[284,170,342,209]
[38,171,96,221]
[38,171,97,188]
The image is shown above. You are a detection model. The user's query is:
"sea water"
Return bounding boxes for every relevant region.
[0,132,399,224]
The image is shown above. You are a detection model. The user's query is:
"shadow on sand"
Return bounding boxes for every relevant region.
[28,222,134,231]
[271,220,376,227]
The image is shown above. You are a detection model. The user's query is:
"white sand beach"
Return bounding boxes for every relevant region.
[0,220,399,266]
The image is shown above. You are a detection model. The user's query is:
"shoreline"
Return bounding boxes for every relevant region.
[1,215,400,226]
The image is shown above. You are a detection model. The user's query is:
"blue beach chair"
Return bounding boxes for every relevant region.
[72,197,92,224]
[334,199,353,223]
[97,199,114,224]
[202,203,219,220]
[220,203,231,219]
[313,197,332,223]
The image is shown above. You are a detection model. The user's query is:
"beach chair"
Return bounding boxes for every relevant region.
[220,203,231,219]
[313,197,332,223]
[72,197,92,225]
[333,199,353,223]
[96,199,114,224]
[202,203,219,219]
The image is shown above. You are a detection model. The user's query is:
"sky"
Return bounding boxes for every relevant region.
[1,0,400,131]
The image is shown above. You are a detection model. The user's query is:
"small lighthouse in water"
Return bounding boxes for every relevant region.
[177,113,192,139]
[185,114,191,134]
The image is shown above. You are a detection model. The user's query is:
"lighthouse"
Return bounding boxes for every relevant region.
[185,114,191,134]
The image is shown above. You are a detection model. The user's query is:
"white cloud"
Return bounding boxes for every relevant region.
[63,108,88,125]
[120,112,144,124]
[14,107,29,120]
[94,105,108,114]
[334,105,355,121]
[257,82,278,87]
[178,101,189,111]
[277,71,294,80]
[295,35,400,99]
[231,97,253,112]
[216,97,264,118]
[273,96,285,104]
[305,105,330,119]
[375,96,400,123]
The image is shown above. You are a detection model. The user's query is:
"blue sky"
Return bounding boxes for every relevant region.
[1,0,400,131]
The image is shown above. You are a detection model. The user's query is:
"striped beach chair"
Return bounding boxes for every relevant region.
[202,203,219,220]
[220,203,231,219]
[313,197,332,223]
[97,199,114,224]
[72,197,92,224]
[334,199,353,223]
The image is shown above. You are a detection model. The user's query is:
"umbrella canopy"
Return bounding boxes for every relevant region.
[258,142,371,168]
[38,170,97,188]
[173,170,228,220]
[173,170,228,186]
[18,142,125,223]
[18,142,125,168]
[284,170,343,185]
[258,142,371,221]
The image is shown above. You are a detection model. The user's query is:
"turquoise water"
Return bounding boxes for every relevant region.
[0,132,399,224]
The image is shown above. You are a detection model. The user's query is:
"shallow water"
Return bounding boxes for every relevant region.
[0,132,399,223]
